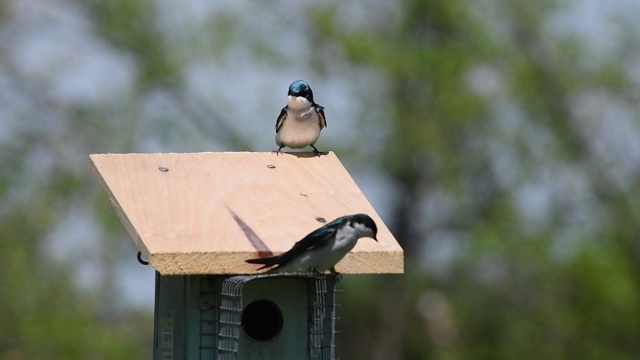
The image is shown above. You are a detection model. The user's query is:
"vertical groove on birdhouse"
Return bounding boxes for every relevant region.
[198,277,219,359]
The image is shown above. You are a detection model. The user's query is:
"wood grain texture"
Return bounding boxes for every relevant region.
[89,152,403,275]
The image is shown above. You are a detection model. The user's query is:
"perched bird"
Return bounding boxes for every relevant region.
[274,80,327,155]
[245,214,378,275]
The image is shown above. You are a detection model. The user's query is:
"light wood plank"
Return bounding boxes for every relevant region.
[89,152,403,275]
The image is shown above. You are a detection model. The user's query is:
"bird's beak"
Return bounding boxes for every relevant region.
[373,235,378,242]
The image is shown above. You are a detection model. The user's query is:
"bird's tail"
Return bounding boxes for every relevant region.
[245,256,280,270]
[245,256,277,265]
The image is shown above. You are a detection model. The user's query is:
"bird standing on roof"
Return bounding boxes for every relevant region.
[245,214,378,275]
[274,80,327,155]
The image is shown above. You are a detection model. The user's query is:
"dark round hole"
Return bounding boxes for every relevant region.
[242,300,283,341]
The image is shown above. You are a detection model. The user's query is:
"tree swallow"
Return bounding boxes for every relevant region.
[245,214,378,275]
[274,80,327,155]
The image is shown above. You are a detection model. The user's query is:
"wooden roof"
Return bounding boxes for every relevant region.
[89,152,403,275]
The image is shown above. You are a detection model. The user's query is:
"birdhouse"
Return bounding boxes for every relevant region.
[89,152,403,359]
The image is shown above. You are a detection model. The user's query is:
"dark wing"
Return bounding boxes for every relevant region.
[246,216,347,270]
[314,104,327,129]
[275,106,288,132]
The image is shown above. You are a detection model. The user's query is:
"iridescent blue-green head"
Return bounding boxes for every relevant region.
[288,80,314,102]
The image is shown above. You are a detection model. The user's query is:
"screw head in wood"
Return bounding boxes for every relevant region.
[198,295,215,310]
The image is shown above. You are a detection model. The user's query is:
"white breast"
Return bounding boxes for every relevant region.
[275,96,323,149]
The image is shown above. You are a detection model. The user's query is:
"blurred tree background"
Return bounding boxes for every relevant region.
[1,0,639,359]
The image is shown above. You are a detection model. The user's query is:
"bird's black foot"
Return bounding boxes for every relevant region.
[310,145,326,156]
[329,267,342,282]
[272,147,284,156]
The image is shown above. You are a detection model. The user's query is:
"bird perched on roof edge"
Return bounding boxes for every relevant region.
[274,80,327,155]
[245,214,378,275]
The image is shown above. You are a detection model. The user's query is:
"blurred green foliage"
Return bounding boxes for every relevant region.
[89,0,179,87]
[1,0,639,358]
[311,0,640,359]
[0,210,152,359]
